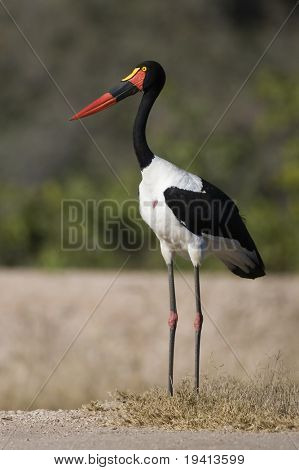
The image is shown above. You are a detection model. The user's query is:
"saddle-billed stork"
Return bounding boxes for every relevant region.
[71,61,265,396]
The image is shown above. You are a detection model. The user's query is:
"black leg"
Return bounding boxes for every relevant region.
[194,265,203,393]
[167,260,178,396]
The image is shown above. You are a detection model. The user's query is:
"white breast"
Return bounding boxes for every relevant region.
[140,155,203,193]
[139,156,204,259]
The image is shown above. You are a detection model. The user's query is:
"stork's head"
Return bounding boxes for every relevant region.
[70,61,166,121]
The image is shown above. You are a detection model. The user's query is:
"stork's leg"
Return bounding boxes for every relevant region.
[194,265,203,393]
[167,260,178,396]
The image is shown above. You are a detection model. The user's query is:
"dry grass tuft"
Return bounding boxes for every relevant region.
[85,365,299,431]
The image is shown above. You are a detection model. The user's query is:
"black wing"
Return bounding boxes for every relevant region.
[164,180,265,279]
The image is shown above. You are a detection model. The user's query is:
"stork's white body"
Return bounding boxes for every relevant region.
[139,155,261,276]
[139,156,205,266]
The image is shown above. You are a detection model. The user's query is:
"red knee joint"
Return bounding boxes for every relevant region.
[168,311,178,329]
[194,312,203,331]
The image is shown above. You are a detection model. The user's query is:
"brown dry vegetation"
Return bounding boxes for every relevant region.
[85,363,299,432]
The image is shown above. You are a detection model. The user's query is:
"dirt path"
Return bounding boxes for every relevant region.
[1,410,298,450]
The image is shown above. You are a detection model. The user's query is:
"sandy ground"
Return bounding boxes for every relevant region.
[0,270,298,450]
[0,269,298,410]
[1,410,298,450]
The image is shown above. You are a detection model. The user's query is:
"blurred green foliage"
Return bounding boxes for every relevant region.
[1,68,298,271]
[0,1,298,271]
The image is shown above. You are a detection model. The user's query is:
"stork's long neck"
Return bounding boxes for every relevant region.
[133,87,160,170]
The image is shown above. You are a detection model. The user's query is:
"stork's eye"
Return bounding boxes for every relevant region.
[142,66,147,72]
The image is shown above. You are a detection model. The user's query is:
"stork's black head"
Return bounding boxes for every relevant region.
[135,60,166,92]
[70,60,166,120]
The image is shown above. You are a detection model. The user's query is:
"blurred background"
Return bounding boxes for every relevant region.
[0,0,298,409]
[1,0,298,270]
